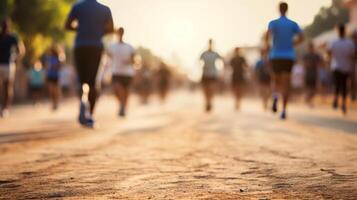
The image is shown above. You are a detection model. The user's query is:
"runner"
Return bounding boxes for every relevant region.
[59,65,75,97]
[137,64,153,105]
[65,0,114,127]
[44,46,65,111]
[230,47,248,110]
[107,27,136,117]
[265,2,304,119]
[328,24,355,115]
[28,60,45,105]
[0,18,25,117]
[200,39,222,112]
[302,42,323,107]
[156,61,171,103]
[255,48,271,111]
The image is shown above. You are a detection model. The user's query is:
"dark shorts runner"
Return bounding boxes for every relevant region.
[270,59,294,74]
[112,75,133,89]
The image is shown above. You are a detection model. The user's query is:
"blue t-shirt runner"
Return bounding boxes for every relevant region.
[65,0,114,128]
[265,2,304,120]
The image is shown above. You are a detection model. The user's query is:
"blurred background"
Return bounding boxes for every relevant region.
[0,0,356,107]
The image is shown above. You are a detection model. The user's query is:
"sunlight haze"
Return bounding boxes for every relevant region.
[99,0,331,73]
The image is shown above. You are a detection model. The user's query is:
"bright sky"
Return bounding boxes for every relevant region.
[99,0,331,73]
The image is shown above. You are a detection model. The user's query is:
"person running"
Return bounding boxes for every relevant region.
[200,39,222,112]
[28,60,45,105]
[59,65,75,97]
[156,61,171,103]
[255,48,271,111]
[265,2,304,120]
[65,0,114,127]
[230,47,248,110]
[107,27,136,117]
[0,18,25,117]
[137,64,153,105]
[302,41,323,107]
[44,46,65,111]
[328,24,355,115]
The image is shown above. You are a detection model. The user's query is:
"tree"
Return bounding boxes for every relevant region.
[304,0,349,38]
[1,0,76,61]
[0,0,14,20]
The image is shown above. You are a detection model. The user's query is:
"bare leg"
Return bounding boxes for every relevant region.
[203,83,214,112]
[233,85,241,110]
[281,73,291,115]
[2,80,13,111]
[271,73,281,113]
[113,83,129,117]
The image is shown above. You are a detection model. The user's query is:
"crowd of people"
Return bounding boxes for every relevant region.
[0,0,356,128]
[198,2,357,120]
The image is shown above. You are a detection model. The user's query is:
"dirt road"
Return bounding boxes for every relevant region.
[0,92,357,199]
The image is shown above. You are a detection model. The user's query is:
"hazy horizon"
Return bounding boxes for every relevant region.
[98,0,331,77]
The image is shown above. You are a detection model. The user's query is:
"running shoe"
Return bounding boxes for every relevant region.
[280,111,287,120]
[272,97,278,113]
[119,107,126,117]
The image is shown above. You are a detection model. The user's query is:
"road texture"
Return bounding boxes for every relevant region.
[0,92,357,199]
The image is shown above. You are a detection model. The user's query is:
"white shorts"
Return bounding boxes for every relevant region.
[0,63,16,82]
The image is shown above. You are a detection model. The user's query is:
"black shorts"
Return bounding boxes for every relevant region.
[232,75,244,87]
[305,77,317,89]
[29,85,43,93]
[47,77,59,84]
[201,76,217,85]
[74,46,103,87]
[112,75,133,89]
[270,59,294,74]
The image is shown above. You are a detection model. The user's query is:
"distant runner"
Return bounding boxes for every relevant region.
[156,61,171,103]
[107,27,136,117]
[28,61,45,105]
[255,49,271,110]
[200,39,222,112]
[44,46,65,111]
[265,2,304,119]
[0,18,25,117]
[65,0,114,127]
[302,42,323,107]
[230,47,248,110]
[328,24,355,115]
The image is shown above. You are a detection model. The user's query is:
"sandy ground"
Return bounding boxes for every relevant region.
[0,91,357,200]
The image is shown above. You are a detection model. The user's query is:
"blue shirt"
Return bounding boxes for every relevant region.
[268,16,302,60]
[45,55,61,79]
[69,0,113,48]
[28,68,44,86]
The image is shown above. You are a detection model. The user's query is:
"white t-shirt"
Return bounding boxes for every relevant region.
[291,64,305,89]
[108,42,136,76]
[200,50,221,77]
[329,38,355,73]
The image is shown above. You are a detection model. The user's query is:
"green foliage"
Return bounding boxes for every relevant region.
[1,0,76,60]
[0,0,14,20]
[304,0,349,38]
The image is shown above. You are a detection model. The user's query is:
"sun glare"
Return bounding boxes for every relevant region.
[163,19,194,48]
